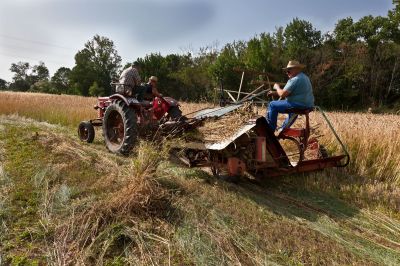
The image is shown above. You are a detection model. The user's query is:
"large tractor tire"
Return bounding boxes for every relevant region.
[78,121,95,143]
[102,100,138,155]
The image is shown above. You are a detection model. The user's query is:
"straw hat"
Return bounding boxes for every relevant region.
[283,60,306,70]
[149,76,158,82]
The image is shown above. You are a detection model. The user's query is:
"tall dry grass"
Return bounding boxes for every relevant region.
[0,91,213,127]
[302,111,400,212]
[0,91,97,127]
[313,112,400,184]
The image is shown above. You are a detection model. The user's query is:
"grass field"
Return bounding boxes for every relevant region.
[1,91,400,265]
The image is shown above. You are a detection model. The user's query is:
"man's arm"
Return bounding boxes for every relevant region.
[152,87,161,97]
[268,83,290,98]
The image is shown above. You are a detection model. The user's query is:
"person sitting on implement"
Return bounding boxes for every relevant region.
[266,60,314,131]
[138,76,162,101]
[116,61,141,96]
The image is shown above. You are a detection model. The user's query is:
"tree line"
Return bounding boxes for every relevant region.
[1,5,399,110]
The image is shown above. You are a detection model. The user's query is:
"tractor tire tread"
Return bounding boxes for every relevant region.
[103,100,138,155]
[78,121,95,143]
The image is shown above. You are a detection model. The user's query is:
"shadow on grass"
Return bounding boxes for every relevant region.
[174,166,360,223]
[242,176,359,222]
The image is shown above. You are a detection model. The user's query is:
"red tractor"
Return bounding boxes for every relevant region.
[78,88,185,155]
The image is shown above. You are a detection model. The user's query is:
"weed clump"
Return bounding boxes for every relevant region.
[52,142,172,265]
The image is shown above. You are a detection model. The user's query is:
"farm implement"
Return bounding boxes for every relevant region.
[176,104,349,181]
[78,75,349,179]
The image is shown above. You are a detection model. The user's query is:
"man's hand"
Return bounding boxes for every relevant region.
[273,83,281,90]
[267,90,278,97]
[271,83,290,99]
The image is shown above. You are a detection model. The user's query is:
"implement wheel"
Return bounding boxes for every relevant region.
[209,152,240,183]
[103,100,138,155]
[211,164,240,183]
[78,121,95,143]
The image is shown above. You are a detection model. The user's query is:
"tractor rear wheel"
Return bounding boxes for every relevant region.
[78,121,95,143]
[102,100,138,155]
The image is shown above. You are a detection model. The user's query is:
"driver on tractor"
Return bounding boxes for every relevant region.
[266,60,314,131]
[116,61,142,97]
[137,76,162,101]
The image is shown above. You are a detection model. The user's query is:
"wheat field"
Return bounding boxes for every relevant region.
[1,91,399,209]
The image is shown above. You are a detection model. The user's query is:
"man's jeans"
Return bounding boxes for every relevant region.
[265,100,310,131]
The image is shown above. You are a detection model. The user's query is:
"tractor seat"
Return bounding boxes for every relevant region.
[282,107,314,115]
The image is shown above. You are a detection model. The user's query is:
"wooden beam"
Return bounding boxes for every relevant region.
[214,88,250,95]
[224,90,252,95]
[225,91,236,102]
[237,71,245,101]
[241,84,265,101]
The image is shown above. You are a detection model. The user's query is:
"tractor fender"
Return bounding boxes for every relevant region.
[163,96,180,107]
[109,94,140,106]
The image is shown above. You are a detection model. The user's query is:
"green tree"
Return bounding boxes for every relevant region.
[51,67,72,94]
[284,18,322,61]
[354,15,389,54]
[387,5,400,42]
[9,62,30,91]
[30,61,49,84]
[210,41,246,91]
[88,81,104,96]
[29,80,56,94]
[8,61,50,92]
[0,78,8,90]
[70,35,121,96]
[334,18,357,43]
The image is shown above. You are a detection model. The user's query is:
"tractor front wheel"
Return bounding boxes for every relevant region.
[102,100,138,155]
[78,121,95,143]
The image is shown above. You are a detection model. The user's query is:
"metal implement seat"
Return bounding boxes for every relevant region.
[279,107,314,138]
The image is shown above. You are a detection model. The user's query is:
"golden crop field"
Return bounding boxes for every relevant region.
[0,91,399,208]
[0,91,212,127]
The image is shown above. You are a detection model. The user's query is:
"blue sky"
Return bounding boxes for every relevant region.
[0,0,395,81]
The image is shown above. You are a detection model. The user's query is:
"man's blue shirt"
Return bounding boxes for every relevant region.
[284,72,314,107]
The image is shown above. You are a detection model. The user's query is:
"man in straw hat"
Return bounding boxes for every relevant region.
[135,76,162,102]
[138,75,162,101]
[266,60,314,131]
